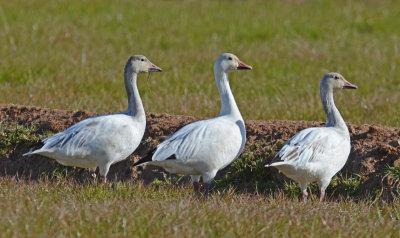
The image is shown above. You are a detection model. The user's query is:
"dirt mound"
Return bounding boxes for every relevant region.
[1,104,399,199]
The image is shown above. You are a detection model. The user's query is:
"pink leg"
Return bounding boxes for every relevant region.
[320,188,326,202]
[300,183,309,203]
[302,190,308,203]
[203,183,210,199]
[193,182,201,197]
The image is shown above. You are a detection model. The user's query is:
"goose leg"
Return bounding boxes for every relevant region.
[203,183,210,199]
[320,188,326,202]
[88,167,97,181]
[99,163,111,184]
[193,182,201,196]
[300,183,309,203]
[202,171,217,199]
[318,179,330,202]
[191,175,201,197]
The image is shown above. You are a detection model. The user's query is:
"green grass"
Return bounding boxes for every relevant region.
[0,122,50,156]
[0,178,400,238]
[384,165,400,195]
[385,165,400,181]
[1,0,399,126]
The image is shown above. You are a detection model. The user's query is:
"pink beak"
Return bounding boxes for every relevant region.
[237,60,252,70]
[149,62,162,72]
[343,79,357,89]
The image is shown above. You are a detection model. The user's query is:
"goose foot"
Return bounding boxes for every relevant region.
[101,176,107,185]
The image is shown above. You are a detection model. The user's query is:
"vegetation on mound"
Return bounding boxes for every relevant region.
[0,122,50,156]
[213,140,385,201]
[384,165,400,196]
[0,123,395,201]
[385,166,400,181]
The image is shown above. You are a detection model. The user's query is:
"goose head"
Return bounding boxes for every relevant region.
[215,53,252,72]
[125,55,162,74]
[320,72,357,91]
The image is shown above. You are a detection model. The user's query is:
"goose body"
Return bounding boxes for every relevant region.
[271,127,350,188]
[266,72,357,201]
[134,53,252,197]
[148,116,245,179]
[24,55,162,182]
[29,114,145,173]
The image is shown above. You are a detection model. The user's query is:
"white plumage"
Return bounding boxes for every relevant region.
[24,55,162,182]
[266,72,357,202]
[150,117,245,180]
[134,53,252,197]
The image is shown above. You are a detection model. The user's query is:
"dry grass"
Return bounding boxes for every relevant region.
[1,177,399,237]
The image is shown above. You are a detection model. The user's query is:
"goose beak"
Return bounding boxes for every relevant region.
[149,62,162,72]
[237,60,252,70]
[343,79,358,89]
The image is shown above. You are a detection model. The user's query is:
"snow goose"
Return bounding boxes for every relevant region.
[134,53,252,197]
[24,55,162,183]
[266,72,357,202]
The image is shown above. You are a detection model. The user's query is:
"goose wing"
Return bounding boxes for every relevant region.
[39,116,106,152]
[151,118,242,163]
[270,127,347,167]
[27,114,138,158]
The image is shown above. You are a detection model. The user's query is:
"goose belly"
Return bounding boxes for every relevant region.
[275,164,319,184]
[38,151,98,169]
[151,160,205,175]
[150,140,243,176]
[276,153,351,184]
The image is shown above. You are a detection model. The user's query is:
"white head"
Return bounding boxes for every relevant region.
[320,72,357,91]
[214,53,252,72]
[124,55,162,74]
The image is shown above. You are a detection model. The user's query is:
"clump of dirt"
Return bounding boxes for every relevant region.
[1,104,399,199]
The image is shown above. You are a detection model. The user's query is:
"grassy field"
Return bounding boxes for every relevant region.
[1,0,400,237]
[1,178,399,238]
[0,0,399,127]
[1,102,400,237]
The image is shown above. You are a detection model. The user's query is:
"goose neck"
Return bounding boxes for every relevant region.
[214,67,242,119]
[124,68,145,120]
[320,87,347,130]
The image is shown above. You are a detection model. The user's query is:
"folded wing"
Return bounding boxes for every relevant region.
[270,127,346,167]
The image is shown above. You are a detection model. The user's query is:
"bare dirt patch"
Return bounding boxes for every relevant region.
[1,104,399,199]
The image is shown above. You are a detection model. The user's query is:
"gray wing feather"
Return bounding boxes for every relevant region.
[38,119,100,152]
[152,119,229,163]
[152,121,207,162]
[272,128,336,166]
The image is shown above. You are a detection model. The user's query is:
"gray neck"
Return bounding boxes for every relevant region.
[320,86,347,130]
[124,67,145,119]
[214,66,242,119]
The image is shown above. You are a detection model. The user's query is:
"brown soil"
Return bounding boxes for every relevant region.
[1,104,399,199]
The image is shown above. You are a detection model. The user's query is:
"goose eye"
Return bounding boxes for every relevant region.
[334,76,339,80]
[228,57,232,60]
[141,59,145,62]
